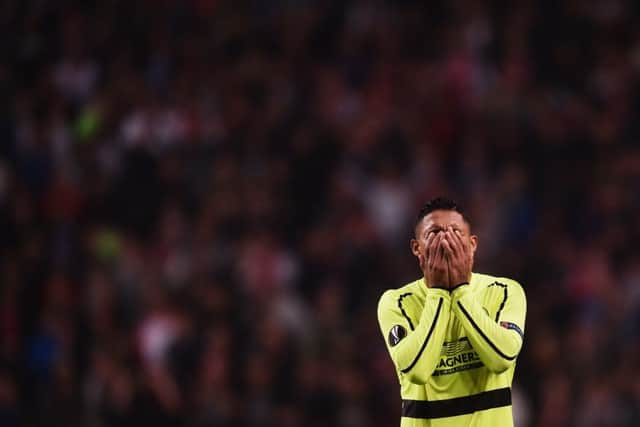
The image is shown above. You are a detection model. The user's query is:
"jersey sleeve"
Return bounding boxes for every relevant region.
[377,287,451,384]
[451,278,526,373]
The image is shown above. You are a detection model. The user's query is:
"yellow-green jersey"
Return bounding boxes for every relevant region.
[377,272,526,427]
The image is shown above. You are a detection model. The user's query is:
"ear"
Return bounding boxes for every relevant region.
[410,238,420,257]
[469,234,478,258]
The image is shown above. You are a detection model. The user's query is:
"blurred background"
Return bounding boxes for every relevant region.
[2,0,640,426]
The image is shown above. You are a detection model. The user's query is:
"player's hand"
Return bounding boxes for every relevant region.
[441,226,471,288]
[416,232,433,280]
[421,232,449,289]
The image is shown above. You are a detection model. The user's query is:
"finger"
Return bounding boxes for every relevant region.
[425,231,436,260]
[428,233,442,269]
[427,232,442,265]
[451,228,472,275]
[441,237,451,287]
[441,233,454,257]
[447,228,468,280]
[450,227,467,259]
[436,234,449,266]
[444,228,459,258]
[429,235,446,285]
[442,229,460,271]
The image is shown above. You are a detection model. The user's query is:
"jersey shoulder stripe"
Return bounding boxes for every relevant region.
[488,281,509,322]
[397,293,415,331]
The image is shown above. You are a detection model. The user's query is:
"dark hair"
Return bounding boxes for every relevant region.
[415,197,469,227]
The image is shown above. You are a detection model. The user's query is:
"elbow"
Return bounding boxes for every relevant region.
[392,350,434,385]
[400,360,438,384]
[484,344,521,373]
[405,369,431,385]
[484,358,513,374]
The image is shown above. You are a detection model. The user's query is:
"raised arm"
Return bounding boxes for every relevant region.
[377,288,451,384]
[451,279,526,373]
[441,225,526,373]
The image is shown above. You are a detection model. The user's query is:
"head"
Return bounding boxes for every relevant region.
[410,197,478,265]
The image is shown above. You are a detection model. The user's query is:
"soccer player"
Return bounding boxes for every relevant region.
[377,197,526,426]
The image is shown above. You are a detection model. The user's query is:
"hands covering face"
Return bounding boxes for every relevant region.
[440,226,473,288]
[420,226,472,289]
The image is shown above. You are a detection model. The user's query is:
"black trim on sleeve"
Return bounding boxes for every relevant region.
[400,297,443,373]
[402,387,512,419]
[397,293,415,331]
[489,282,508,322]
[457,301,517,361]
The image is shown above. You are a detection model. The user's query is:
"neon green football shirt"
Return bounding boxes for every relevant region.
[377,272,526,427]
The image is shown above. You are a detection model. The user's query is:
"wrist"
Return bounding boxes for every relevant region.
[423,276,448,290]
[450,282,471,299]
[450,281,469,291]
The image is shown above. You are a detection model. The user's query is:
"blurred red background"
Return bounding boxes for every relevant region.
[1,1,640,426]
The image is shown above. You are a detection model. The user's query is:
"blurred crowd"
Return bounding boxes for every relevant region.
[2,0,640,426]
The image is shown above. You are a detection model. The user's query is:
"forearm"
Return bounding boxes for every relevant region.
[451,284,523,373]
[386,289,451,383]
